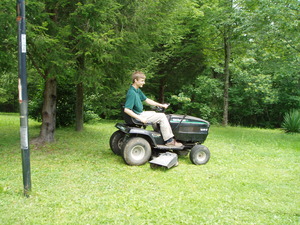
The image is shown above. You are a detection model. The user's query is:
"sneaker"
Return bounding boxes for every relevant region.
[165,139,183,147]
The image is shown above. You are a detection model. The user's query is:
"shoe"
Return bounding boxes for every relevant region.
[165,139,183,147]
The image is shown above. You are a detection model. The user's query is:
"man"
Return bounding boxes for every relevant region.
[124,71,182,147]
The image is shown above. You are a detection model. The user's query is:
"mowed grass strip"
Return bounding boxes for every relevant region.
[0,113,299,224]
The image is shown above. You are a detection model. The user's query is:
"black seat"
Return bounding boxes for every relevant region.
[121,104,148,127]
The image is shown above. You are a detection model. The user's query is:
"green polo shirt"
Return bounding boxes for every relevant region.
[125,85,147,114]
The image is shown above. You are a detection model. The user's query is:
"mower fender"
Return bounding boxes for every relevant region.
[128,127,161,146]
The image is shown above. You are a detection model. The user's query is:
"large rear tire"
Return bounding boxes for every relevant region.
[190,145,210,165]
[122,137,151,166]
[109,130,125,156]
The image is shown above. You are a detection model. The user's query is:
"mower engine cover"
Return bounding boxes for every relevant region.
[168,114,210,143]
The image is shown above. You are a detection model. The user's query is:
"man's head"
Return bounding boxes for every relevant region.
[132,71,146,83]
[132,71,146,88]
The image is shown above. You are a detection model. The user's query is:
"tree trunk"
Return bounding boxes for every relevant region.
[33,77,57,144]
[75,54,85,131]
[159,81,165,103]
[75,82,84,131]
[222,35,231,126]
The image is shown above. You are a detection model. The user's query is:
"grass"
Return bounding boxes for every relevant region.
[0,112,299,224]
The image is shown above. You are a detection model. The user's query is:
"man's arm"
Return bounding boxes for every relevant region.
[145,98,169,109]
[124,108,147,123]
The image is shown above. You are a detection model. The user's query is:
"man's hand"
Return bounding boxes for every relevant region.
[161,103,170,109]
[139,117,148,124]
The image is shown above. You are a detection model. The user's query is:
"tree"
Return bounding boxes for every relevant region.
[83,0,196,118]
[222,1,233,126]
[196,0,236,126]
[27,1,73,143]
[65,1,121,131]
[0,0,19,112]
[27,0,122,140]
[144,0,207,101]
[1,0,299,130]
[228,0,300,127]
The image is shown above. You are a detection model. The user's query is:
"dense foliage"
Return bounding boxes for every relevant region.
[0,0,299,132]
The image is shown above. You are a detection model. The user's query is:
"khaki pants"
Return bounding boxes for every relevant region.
[140,111,174,141]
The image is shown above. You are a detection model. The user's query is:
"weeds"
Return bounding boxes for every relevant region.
[282,109,300,133]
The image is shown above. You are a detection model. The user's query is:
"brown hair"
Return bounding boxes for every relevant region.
[132,71,146,83]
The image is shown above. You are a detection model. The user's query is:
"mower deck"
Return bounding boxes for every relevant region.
[149,152,178,169]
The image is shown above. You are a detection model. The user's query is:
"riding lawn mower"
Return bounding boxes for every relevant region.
[109,107,210,168]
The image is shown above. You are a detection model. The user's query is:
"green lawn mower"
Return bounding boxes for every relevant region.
[110,107,210,168]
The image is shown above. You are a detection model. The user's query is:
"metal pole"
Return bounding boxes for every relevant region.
[17,0,31,197]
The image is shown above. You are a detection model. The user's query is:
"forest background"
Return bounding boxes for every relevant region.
[0,0,299,143]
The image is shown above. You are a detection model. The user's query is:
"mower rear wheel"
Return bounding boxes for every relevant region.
[122,137,151,166]
[109,130,125,156]
[190,145,210,165]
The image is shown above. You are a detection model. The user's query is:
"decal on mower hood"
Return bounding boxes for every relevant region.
[170,119,208,124]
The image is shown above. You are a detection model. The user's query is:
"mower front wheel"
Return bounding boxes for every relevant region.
[122,137,152,166]
[190,145,210,165]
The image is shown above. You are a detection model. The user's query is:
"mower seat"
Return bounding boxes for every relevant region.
[121,105,151,127]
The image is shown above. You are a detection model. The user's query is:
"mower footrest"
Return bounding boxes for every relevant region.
[155,145,185,150]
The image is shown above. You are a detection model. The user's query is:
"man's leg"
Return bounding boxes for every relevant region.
[140,111,174,141]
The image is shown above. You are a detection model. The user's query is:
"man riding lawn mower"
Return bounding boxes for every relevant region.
[109,71,210,168]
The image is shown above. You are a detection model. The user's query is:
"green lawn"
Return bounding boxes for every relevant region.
[0,113,299,224]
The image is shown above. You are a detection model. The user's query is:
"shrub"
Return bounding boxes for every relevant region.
[84,110,101,124]
[282,109,300,133]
